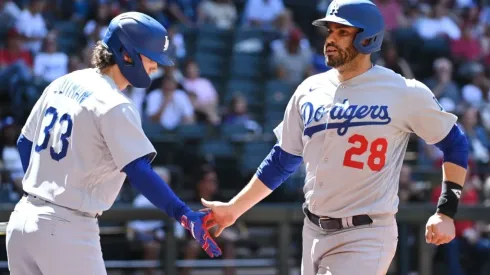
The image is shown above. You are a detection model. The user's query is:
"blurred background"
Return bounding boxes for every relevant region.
[0,0,489,274]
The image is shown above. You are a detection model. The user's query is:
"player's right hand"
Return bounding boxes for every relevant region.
[180,210,222,258]
[201,198,238,238]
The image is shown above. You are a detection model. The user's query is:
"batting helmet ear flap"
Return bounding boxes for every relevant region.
[353,29,383,54]
[108,29,151,88]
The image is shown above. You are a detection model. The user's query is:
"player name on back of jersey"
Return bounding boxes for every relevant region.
[53,89,93,105]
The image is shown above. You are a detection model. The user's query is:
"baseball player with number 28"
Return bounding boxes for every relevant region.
[5,12,221,275]
[202,0,469,274]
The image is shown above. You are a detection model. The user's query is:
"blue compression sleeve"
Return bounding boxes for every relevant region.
[434,124,469,169]
[16,134,33,173]
[256,144,303,190]
[122,156,191,221]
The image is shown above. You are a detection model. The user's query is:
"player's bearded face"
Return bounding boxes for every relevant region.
[324,42,359,68]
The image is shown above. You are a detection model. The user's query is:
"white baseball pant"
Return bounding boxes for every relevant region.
[6,195,107,275]
[301,214,398,275]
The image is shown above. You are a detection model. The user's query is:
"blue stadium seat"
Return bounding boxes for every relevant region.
[195,53,229,80]
[264,80,294,111]
[175,124,209,140]
[233,28,265,42]
[229,54,264,80]
[198,139,235,158]
[239,141,274,175]
[220,123,251,139]
[263,109,285,132]
[196,25,233,53]
[142,119,167,138]
[224,79,262,105]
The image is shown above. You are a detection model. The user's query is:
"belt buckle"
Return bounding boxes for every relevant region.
[318,216,331,230]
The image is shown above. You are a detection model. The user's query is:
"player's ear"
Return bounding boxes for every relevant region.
[123,53,133,64]
[362,38,372,47]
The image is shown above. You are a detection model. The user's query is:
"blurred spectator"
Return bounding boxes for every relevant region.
[33,32,68,83]
[166,25,186,61]
[15,0,47,53]
[182,59,220,125]
[414,3,461,41]
[242,0,285,29]
[398,164,427,203]
[0,116,23,194]
[182,165,239,275]
[376,42,414,79]
[127,166,185,275]
[460,64,489,108]
[451,26,482,63]
[424,58,461,107]
[458,5,480,36]
[168,0,202,27]
[197,0,237,29]
[413,3,460,57]
[480,24,490,65]
[0,28,35,113]
[271,27,313,85]
[0,0,21,30]
[146,74,195,130]
[223,93,262,134]
[70,0,90,22]
[459,106,490,169]
[0,28,32,68]
[68,54,84,73]
[134,0,169,27]
[375,0,407,32]
[273,8,297,38]
[83,0,112,49]
[484,176,490,205]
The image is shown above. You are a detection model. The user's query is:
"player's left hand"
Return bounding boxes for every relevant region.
[180,210,222,258]
[425,213,455,245]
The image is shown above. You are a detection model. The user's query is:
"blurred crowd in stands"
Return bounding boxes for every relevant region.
[0,0,490,274]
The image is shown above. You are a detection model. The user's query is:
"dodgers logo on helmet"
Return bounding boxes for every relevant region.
[312,0,385,54]
[329,0,340,15]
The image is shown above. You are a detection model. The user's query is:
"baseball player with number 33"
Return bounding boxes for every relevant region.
[5,12,221,275]
[202,0,470,274]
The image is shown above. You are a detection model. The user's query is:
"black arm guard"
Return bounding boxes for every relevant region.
[436,181,463,219]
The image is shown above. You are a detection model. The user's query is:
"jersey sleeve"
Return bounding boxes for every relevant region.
[273,86,305,156]
[100,103,157,171]
[21,88,48,141]
[403,80,458,144]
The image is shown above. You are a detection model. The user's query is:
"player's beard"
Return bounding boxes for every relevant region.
[325,43,359,68]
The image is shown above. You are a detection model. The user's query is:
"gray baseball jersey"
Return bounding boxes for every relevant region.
[21,68,156,214]
[274,65,457,218]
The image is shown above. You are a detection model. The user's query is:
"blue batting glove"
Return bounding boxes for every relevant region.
[180,210,222,258]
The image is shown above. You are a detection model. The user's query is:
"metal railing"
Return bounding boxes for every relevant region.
[0,203,489,275]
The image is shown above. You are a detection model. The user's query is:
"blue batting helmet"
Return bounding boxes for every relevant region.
[312,0,385,54]
[102,12,173,88]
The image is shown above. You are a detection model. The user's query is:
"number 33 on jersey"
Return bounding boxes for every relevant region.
[35,106,73,161]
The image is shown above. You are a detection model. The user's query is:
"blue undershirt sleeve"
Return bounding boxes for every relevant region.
[122,156,191,221]
[16,134,33,173]
[256,144,303,190]
[434,124,469,169]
